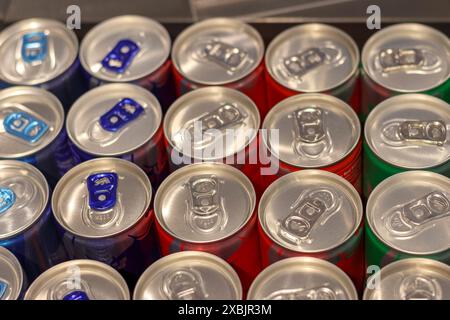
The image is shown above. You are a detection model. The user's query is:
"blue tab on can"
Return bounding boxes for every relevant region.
[87,172,118,211]
[0,187,15,214]
[21,32,48,63]
[101,39,140,73]
[3,111,49,144]
[63,290,90,300]
[0,280,7,299]
[99,98,144,132]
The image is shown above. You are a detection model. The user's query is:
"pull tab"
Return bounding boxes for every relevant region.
[101,39,140,73]
[265,285,337,300]
[99,98,144,132]
[0,280,7,299]
[292,107,325,143]
[399,275,441,300]
[284,47,328,78]
[21,32,48,64]
[63,290,90,300]
[199,40,248,73]
[0,187,15,214]
[87,173,118,211]
[3,111,49,144]
[399,121,446,146]
[379,48,424,73]
[163,269,208,300]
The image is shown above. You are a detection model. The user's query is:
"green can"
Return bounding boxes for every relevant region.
[363,94,450,198]
[361,23,450,120]
[366,171,450,270]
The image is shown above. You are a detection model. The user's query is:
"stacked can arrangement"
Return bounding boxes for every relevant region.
[0,15,449,301]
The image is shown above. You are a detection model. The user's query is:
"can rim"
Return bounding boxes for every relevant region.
[0,247,24,300]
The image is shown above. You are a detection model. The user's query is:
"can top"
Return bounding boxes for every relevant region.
[262,93,360,168]
[362,23,450,92]
[367,171,450,255]
[0,18,78,85]
[364,258,450,300]
[172,18,264,85]
[67,84,162,157]
[365,94,450,169]
[0,160,49,240]
[24,259,130,300]
[52,158,152,238]
[259,170,362,253]
[133,251,242,300]
[248,257,357,300]
[0,86,64,158]
[164,87,260,161]
[155,162,256,243]
[0,247,24,300]
[266,23,359,93]
[80,15,171,82]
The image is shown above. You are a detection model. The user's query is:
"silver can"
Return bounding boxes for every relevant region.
[133,251,242,300]
[24,259,130,300]
[0,247,25,300]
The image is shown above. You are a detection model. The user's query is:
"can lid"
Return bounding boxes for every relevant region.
[259,170,362,253]
[364,258,450,300]
[24,259,130,300]
[362,23,450,92]
[248,257,357,300]
[155,162,256,243]
[367,171,450,255]
[0,247,24,300]
[0,18,78,85]
[67,84,162,157]
[365,94,450,169]
[172,18,264,85]
[133,251,242,300]
[0,86,64,158]
[52,158,152,238]
[80,15,171,82]
[0,160,49,240]
[262,93,360,168]
[164,87,260,161]
[266,23,359,93]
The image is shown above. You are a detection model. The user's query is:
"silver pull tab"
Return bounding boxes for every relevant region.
[163,268,208,300]
[198,39,248,73]
[379,48,424,72]
[399,121,446,146]
[265,284,338,300]
[399,275,442,300]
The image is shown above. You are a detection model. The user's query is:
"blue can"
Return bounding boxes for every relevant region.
[0,247,26,300]
[0,18,87,110]
[0,161,67,282]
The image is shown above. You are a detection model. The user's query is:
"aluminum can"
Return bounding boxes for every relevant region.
[265,23,360,113]
[248,257,358,300]
[364,258,450,300]
[366,171,450,269]
[51,158,157,285]
[133,251,242,300]
[24,259,129,300]
[363,94,450,198]
[66,83,167,188]
[80,15,174,111]
[154,162,260,292]
[361,23,450,120]
[171,18,267,117]
[0,247,25,300]
[0,18,87,109]
[0,160,67,281]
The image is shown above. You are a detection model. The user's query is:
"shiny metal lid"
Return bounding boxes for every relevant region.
[172,18,264,85]
[262,93,360,168]
[248,257,357,300]
[0,18,78,85]
[0,160,48,240]
[0,86,64,158]
[367,171,450,255]
[266,23,359,92]
[364,258,450,300]
[259,170,362,253]
[52,158,152,238]
[365,94,450,169]
[155,162,256,243]
[66,84,162,157]
[0,247,24,300]
[164,86,260,161]
[133,251,242,300]
[24,259,130,300]
[80,15,171,82]
[362,23,450,92]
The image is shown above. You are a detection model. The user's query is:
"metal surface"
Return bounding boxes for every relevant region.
[0,247,23,300]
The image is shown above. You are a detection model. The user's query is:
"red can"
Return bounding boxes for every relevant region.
[154,162,261,293]
[171,18,268,118]
[265,23,360,114]
[258,93,362,194]
[258,170,365,291]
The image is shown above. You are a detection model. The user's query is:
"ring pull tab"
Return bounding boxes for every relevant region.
[379,48,424,73]
[52,279,94,300]
[87,172,118,211]
[3,111,49,144]
[63,291,90,300]
[21,32,48,65]
[101,39,140,74]
[197,39,249,74]
[163,268,208,300]
[399,275,441,300]
[0,187,16,215]
[0,280,8,299]
[99,98,145,132]
[265,284,337,300]
[382,120,447,147]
